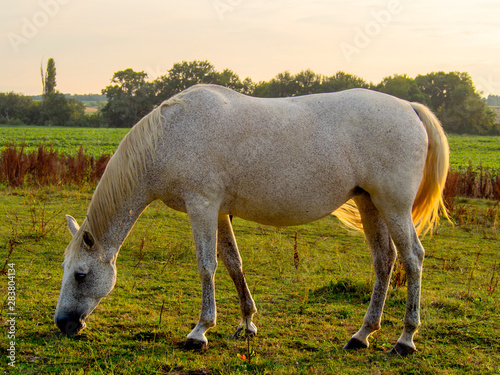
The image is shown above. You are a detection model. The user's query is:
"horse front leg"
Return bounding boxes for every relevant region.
[184,200,219,350]
[217,215,257,339]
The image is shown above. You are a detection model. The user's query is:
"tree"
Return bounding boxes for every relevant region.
[38,58,84,126]
[294,69,322,96]
[320,71,369,92]
[0,92,41,125]
[99,61,497,133]
[416,72,496,134]
[374,74,428,103]
[43,58,57,97]
[101,61,251,126]
[487,95,500,106]
[101,69,155,127]
[155,60,225,102]
[253,71,299,97]
[267,71,298,97]
[42,93,72,126]
[215,68,245,92]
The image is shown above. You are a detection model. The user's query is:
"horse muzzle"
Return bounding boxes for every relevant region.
[55,313,86,336]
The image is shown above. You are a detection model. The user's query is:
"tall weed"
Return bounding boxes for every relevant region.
[0,143,111,188]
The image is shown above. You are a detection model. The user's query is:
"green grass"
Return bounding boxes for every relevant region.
[1,127,499,172]
[447,135,500,172]
[0,126,128,157]
[1,187,499,374]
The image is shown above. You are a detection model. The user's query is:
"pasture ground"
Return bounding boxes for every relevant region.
[1,186,499,374]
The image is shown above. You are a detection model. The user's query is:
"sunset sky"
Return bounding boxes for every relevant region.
[1,0,499,96]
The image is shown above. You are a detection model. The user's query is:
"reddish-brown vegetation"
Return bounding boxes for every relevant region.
[444,166,500,203]
[0,143,110,188]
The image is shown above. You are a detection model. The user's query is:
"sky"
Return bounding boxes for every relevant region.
[1,0,500,96]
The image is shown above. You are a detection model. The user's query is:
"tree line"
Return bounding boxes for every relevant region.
[0,58,101,128]
[487,95,500,107]
[1,59,499,134]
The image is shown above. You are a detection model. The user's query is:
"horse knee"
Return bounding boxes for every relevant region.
[198,258,218,280]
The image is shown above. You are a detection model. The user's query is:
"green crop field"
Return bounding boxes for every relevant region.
[0,126,129,157]
[447,135,500,171]
[1,126,499,171]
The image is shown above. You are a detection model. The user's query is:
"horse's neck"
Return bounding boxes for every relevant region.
[100,194,150,251]
[86,111,160,253]
[86,172,152,254]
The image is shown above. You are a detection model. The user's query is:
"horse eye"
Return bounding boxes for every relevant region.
[74,272,87,282]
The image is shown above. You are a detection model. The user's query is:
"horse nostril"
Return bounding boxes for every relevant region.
[74,272,87,282]
[55,315,84,336]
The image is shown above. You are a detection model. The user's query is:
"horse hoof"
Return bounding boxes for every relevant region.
[231,327,256,340]
[231,327,244,340]
[184,338,208,351]
[390,342,416,356]
[343,338,368,351]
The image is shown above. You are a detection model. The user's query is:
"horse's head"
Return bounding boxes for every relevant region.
[54,215,117,336]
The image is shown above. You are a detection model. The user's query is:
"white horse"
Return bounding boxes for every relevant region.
[54,84,449,355]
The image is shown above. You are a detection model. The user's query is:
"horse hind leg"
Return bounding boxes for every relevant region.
[370,193,425,355]
[217,214,258,339]
[344,192,397,351]
[385,215,424,355]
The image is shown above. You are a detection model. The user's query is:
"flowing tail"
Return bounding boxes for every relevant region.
[409,102,450,235]
[333,102,450,236]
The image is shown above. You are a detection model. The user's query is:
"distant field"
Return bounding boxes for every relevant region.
[0,126,499,170]
[447,135,500,171]
[0,126,128,156]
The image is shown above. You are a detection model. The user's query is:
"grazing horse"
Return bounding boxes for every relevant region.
[54,84,449,355]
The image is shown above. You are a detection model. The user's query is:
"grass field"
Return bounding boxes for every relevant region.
[1,189,499,373]
[0,126,499,171]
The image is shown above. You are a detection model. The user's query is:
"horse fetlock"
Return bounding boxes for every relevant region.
[232,320,257,340]
[365,321,381,332]
[186,320,215,349]
[403,317,421,336]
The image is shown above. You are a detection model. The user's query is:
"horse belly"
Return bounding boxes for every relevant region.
[224,171,353,227]
[230,201,335,227]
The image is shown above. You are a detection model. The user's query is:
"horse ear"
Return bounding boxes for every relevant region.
[82,230,95,249]
[66,215,80,237]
